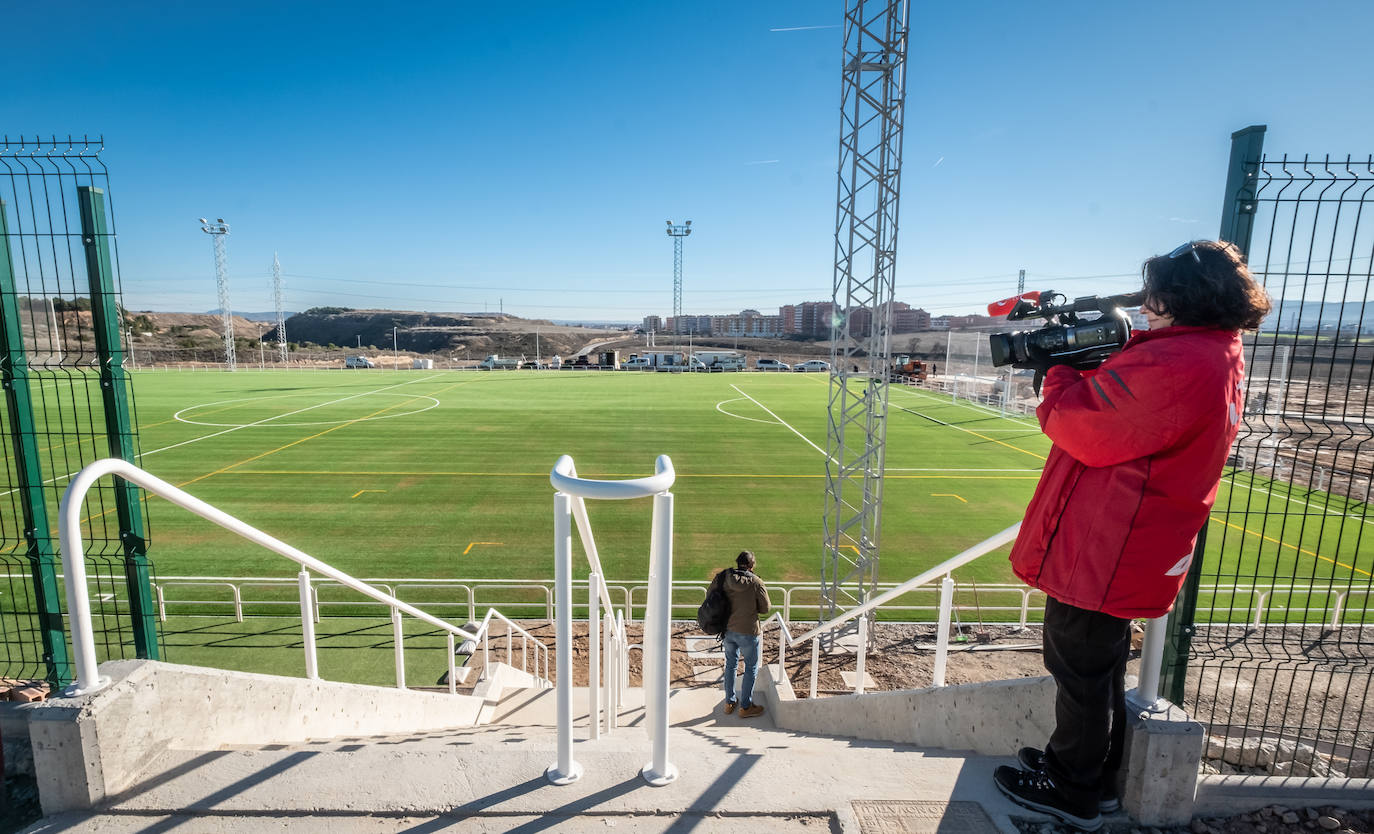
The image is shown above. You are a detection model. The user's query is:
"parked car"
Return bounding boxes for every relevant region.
[794,360,831,373]
[756,358,791,371]
[344,355,375,369]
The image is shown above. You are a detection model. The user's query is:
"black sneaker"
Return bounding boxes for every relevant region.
[994,765,1103,832]
[1016,747,1122,814]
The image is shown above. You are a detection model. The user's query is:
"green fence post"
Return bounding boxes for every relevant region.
[77,185,159,661]
[1218,125,1267,254]
[1160,125,1268,706]
[0,200,72,686]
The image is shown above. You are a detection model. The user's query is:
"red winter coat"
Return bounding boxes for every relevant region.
[1009,326,1246,619]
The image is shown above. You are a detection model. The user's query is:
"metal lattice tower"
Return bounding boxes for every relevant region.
[198,218,235,371]
[272,252,287,363]
[665,220,692,334]
[821,0,911,634]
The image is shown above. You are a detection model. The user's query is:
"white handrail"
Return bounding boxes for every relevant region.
[763,520,1169,707]
[58,458,549,696]
[549,455,676,788]
[551,453,674,500]
[786,522,1022,647]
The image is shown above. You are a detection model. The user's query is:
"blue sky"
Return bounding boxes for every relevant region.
[5,0,1372,321]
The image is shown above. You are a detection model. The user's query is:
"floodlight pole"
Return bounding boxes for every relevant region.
[198,218,235,371]
[665,221,692,338]
[393,326,399,368]
[272,252,287,363]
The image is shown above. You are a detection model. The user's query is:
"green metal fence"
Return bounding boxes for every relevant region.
[1163,126,1373,779]
[0,136,157,687]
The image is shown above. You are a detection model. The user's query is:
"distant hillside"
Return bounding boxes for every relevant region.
[281,308,621,358]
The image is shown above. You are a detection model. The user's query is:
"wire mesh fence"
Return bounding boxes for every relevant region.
[0,136,156,686]
[1176,145,1374,779]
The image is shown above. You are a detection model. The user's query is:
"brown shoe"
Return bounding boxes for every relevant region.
[739,704,765,718]
[723,701,737,714]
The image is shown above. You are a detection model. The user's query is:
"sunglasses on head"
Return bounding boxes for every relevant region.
[1168,241,1203,264]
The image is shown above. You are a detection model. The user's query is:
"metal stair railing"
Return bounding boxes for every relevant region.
[58,458,550,697]
[548,454,675,788]
[760,521,1174,713]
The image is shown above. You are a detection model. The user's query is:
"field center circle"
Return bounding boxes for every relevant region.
[174,392,442,427]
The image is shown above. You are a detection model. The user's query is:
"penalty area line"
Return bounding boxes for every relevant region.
[730,384,831,460]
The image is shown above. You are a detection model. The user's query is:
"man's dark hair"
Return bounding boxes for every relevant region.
[1141,240,1272,331]
[736,550,756,570]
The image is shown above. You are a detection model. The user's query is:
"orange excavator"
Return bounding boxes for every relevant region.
[889,355,928,382]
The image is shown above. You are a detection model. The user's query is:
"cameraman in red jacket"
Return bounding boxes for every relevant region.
[994,240,1271,830]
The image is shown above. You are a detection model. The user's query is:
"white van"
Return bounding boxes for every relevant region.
[622,352,686,371]
[693,351,745,371]
[344,355,375,369]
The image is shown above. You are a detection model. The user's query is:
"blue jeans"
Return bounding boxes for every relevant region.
[722,630,761,707]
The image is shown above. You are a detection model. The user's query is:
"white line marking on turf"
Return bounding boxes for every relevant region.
[730,384,831,459]
[0,375,448,499]
[715,397,783,425]
[174,393,441,427]
[1221,475,1373,528]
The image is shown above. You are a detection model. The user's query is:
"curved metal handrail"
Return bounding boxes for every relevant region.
[550,454,675,500]
[59,458,549,695]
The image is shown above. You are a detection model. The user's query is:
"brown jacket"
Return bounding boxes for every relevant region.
[719,568,770,636]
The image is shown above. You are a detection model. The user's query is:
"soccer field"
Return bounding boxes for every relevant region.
[23,366,1369,685]
[121,369,1049,587]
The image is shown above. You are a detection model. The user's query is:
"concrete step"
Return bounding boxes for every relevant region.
[26,719,1029,833]
[488,684,771,729]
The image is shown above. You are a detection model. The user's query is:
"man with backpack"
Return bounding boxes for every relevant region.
[717,550,770,718]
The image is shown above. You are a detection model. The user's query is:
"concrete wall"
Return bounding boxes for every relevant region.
[759,664,1057,755]
[27,659,490,814]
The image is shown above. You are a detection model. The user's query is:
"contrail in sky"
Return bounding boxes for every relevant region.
[932,156,945,168]
[746,159,780,165]
[770,25,839,32]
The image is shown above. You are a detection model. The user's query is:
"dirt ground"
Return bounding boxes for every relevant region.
[471,620,1068,693]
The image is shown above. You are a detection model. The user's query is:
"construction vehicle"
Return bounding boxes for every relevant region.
[889,355,928,382]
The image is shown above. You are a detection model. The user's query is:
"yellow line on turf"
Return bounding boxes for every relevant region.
[1207,515,1372,578]
[221,469,1040,480]
[931,493,968,503]
[350,489,386,499]
[891,387,1047,462]
[463,541,503,555]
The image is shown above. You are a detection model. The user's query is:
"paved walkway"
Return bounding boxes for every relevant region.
[25,687,1045,833]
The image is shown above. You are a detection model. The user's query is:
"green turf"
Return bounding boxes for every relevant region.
[29,367,1371,685]
[116,369,1050,586]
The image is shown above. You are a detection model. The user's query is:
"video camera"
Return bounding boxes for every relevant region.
[986,290,1144,386]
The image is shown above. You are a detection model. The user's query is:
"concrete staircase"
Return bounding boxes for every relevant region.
[21,659,1044,834]
[22,667,1033,833]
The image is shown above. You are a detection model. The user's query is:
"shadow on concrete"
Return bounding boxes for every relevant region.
[105,751,317,833]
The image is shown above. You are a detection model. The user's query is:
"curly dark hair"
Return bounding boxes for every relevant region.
[1141,240,1272,330]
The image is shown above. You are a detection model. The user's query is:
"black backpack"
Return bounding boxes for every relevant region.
[696,570,734,636]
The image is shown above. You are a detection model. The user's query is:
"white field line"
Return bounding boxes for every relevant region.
[892,384,1039,428]
[0,374,447,499]
[1221,475,1373,528]
[730,384,832,459]
[715,397,784,425]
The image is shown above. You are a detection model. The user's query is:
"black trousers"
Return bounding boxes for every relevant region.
[1042,596,1131,806]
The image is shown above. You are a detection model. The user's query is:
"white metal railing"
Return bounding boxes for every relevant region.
[548,454,675,788]
[757,521,1174,713]
[136,575,1368,630]
[57,458,550,697]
